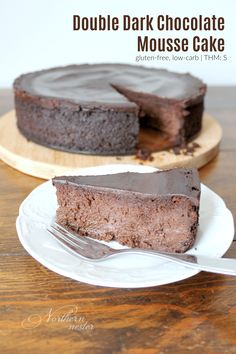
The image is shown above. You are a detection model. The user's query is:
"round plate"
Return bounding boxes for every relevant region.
[16,164,234,288]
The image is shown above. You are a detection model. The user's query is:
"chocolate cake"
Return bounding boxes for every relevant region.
[14,64,206,155]
[52,168,201,253]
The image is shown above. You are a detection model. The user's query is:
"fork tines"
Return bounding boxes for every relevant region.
[47,222,112,260]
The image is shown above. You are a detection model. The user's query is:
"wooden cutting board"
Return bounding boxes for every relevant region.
[0,110,222,179]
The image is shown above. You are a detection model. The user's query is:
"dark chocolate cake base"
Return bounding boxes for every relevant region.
[15,96,139,155]
[52,168,201,253]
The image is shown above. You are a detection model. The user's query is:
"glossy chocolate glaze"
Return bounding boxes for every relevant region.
[53,168,200,201]
[15,64,205,107]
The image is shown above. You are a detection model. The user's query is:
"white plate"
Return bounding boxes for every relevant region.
[16,164,234,288]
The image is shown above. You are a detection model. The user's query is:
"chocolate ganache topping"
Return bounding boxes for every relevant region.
[14,64,205,107]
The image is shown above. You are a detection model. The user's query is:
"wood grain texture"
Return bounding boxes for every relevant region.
[0,110,222,179]
[0,88,236,354]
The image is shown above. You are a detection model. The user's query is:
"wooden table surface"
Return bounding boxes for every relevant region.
[0,88,236,354]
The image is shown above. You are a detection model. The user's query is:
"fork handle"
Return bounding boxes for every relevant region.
[113,249,236,276]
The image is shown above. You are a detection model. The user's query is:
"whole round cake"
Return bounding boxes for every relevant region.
[13,64,206,155]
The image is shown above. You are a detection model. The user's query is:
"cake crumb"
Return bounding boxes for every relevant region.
[172,146,181,155]
[135,148,154,162]
[171,142,201,156]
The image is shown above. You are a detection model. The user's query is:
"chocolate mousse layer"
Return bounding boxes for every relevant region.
[14,64,206,155]
[53,168,201,253]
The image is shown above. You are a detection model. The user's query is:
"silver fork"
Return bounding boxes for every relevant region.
[47,222,236,276]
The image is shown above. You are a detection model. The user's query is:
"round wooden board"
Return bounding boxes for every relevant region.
[0,110,222,180]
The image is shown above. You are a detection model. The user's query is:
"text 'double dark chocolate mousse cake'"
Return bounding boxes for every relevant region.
[14,64,206,155]
[52,168,201,253]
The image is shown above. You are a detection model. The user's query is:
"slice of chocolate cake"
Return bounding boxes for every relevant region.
[112,70,206,146]
[52,168,201,253]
